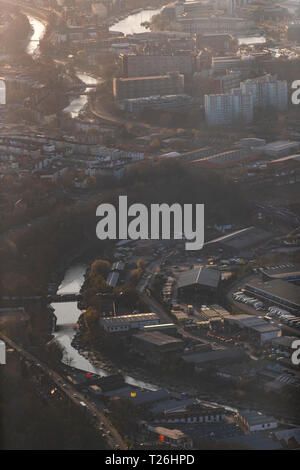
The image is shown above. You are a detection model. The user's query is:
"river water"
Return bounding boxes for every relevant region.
[26,16,46,56]
[27,8,238,408]
[51,263,158,390]
[63,72,99,118]
[110,8,162,35]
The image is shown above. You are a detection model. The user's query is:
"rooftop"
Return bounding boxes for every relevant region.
[246,277,300,307]
[239,410,277,426]
[206,226,271,251]
[177,266,221,289]
[100,313,158,327]
[133,331,184,347]
[182,347,244,364]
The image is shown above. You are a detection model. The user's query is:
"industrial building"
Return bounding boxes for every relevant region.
[182,347,246,367]
[152,403,226,425]
[270,336,299,357]
[99,313,159,333]
[256,141,299,158]
[132,331,184,361]
[260,264,300,283]
[205,226,271,254]
[245,277,300,314]
[224,314,282,344]
[113,72,184,101]
[177,267,221,300]
[237,410,278,432]
[190,148,259,169]
[144,424,191,448]
[287,21,300,42]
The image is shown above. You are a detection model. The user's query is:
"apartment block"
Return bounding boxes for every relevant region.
[205,89,253,126]
[240,74,288,110]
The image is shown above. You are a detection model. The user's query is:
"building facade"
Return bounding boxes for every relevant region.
[113,72,185,101]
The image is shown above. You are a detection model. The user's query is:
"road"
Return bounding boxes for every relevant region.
[0,332,127,450]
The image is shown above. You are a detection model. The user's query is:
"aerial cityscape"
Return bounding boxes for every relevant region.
[0,0,300,453]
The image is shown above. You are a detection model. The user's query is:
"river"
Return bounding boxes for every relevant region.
[63,72,99,118]
[109,7,162,35]
[51,263,158,390]
[26,16,46,56]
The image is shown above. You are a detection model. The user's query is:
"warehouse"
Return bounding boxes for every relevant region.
[256,140,299,158]
[260,264,300,282]
[224,314,281,344]
[132,331,184,361]
[205,226,271,254]
[237,410,278,432]
[99,313,159,333]
[177,267,221,300]
[182,347,245,368]
[245,277,300,314]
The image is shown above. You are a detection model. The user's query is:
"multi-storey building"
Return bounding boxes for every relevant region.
[205,88,253,126]
[179,16,247,34]
[240,74,288,110]
[113,72,185,101]
[120,53,195,78]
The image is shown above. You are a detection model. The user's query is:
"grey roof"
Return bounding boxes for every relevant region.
[106,271,119,287]
[261,263,300,279]
[273,428,300,444]
[177,267,220,289]
[271,336,298,347]
[111,261,125,271]
[222,435,282,450]
[239,410,277,426]
[133,331,184,347]
[250,324,281,334]
[150,398,197,415]
[182,347,244,364]
[100,313,158,328]
[206,226,271,250]
[246,277,300,307]
[131,389,170,406]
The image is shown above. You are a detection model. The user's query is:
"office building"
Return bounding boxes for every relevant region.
[119,94,194,113]
[121,54,195,78]
[113,72,184,101]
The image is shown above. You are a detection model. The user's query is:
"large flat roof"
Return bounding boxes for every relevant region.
[206,226,271,250]
[183,347,244,364]
[246,277,300,307]
[100,313,158,327]
[177,267,220,289]
[133,331,184,347]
